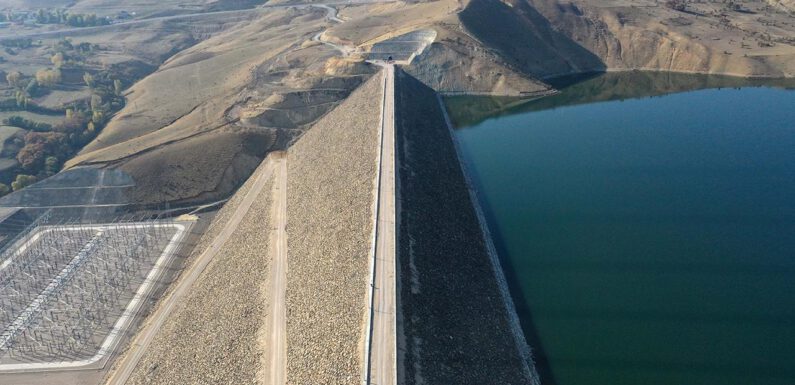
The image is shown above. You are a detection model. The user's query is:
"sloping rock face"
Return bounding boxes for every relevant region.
[405,39,553,95]
[459,0,606,78]
[456,0,795,79]
[395,68,537,385]
[523,0,795,77]
[285,70,381,385]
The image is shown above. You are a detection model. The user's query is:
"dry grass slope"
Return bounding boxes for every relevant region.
[67,7,375,206]
[285,70,382,385]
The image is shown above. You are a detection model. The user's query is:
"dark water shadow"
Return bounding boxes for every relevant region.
[447,71,795,129]
[462,149,559,385]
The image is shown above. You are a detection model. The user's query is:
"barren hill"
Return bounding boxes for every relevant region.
[67,6,376,206]
[527,0,795,77]
[50,0,794,210]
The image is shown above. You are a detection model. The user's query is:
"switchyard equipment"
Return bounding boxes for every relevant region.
[0,218,188,371]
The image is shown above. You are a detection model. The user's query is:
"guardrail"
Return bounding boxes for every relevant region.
[362,64,389,385]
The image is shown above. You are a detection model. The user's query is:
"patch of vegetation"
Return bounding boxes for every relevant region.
[10,174,37,191]
[2,116,52,132]
[0,39,132,197]
[33,9,111,28]
[0,39,34,50]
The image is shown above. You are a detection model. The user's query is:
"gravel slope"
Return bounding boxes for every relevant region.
[285,70,382,385]
[124,164,275,384]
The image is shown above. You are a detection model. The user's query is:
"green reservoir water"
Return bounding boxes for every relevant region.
[451,73,795,385]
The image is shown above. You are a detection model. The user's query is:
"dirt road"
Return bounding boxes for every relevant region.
[264,156,288,385]
[368,63,397,385]
[105,154,282,385]
[0,8,265,41]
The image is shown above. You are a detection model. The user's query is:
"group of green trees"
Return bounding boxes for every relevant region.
[0,38,33,49]
[0,173,38,193]
[0,10,111,27]
[3,116,51,131]
[6,70,42,109]
[35,68,61,87]
[3,39,103,110]
[0,39,128,196]
[33,9,111,27]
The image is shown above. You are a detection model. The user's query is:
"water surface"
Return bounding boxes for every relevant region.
[452,72,795,385]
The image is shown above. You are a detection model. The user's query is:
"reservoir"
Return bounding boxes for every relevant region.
[450,72,795,385]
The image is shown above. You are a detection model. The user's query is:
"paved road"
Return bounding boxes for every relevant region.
[264,156,288,385]
[309,4,356,56]
[105,154,282,385]
[368,64,397,385]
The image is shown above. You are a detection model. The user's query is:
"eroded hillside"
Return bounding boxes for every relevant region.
[45,0,790,210]
[525,0,795,76]
[67,6,376,206]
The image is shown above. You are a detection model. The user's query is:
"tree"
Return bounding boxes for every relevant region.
[11,174,37,191]
[4,116,51,131]
[90,94,103,111]
[25,78,39,96]
[54,38,73,52]
[0,183,9,196]
[76,42,89,52]
[83,72,95,88]
[54,110,88,135]
[17,132,69,171]
[51,52,65,68]
[35,68,61,87]
[15,91,28,108]
[91,110,104,124]
[44,156,59,176]
[5,71,21,88]
[36,9,47,24]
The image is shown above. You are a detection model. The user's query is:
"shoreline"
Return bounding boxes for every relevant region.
[435,93,541,385]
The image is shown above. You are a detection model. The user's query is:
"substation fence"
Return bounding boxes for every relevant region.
[0,216,179,363]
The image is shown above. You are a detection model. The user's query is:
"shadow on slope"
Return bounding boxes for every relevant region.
[459,0,605,79]
[395,68,545,385]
